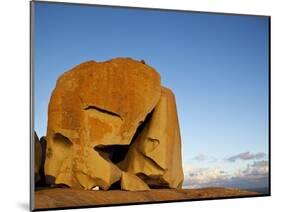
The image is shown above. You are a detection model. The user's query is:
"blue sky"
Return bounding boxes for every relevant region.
[34,2,269,190]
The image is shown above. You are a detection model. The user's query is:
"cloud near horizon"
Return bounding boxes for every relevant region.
[183,160,269,189]
[225,152,266,162]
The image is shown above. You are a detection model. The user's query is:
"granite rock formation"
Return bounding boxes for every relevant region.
[43,58,183,191]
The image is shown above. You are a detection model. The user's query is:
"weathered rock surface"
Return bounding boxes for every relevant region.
[119,87,183,188]
[45,58,162,190]
[34,188,260,210]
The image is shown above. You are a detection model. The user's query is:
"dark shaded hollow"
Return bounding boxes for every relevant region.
[108,180,121,190]
[94,145,130,164]
[53,133,72,146]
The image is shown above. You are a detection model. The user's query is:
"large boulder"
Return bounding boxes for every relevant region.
[44,58,161,190]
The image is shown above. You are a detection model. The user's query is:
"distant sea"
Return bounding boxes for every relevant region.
[244,187,269,194]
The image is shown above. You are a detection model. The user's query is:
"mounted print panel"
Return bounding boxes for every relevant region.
[31,1,270,211]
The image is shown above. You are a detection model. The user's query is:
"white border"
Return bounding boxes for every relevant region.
[1,0,280,211]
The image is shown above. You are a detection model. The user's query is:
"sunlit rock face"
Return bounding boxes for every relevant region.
[119,87,184,189]
[44,57,183,191]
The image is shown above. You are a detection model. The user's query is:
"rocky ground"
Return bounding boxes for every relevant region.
[34,187,261,210]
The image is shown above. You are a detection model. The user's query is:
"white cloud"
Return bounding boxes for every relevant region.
[226,152,266,162]
[183,165,229,188]
[234,160,268,180]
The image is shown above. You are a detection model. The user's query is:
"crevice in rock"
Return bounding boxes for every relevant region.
[136,173,169,189]
[84,105,123,120]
